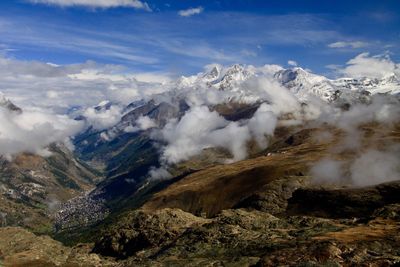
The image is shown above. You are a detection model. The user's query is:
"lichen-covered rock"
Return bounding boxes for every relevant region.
[92,208,209,259]
[373,204,400,220]
[235,176,310,214]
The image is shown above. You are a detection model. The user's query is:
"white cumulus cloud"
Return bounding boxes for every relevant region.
[124,115,156,133]
[338,52,399,79]
[178,6,204,17]
[83,104,123,130]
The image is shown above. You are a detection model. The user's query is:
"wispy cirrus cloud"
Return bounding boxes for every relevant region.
[0,16,159,66]
[178,6,203,17]
[328,41,369,49]
[27,0,152,11]
[0,11,385,74]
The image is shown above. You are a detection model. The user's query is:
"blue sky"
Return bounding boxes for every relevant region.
[0,0,399,76]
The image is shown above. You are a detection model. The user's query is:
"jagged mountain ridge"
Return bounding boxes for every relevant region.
[175,64,400,101]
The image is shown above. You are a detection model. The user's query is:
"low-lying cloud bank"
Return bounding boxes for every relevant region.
[0,56,170,113]
[156,77,303,165]
[0,98,83,159]
[350,148,400,187]
[83,104,123,131]
[141,77,331,180]
[312,147,400,187]
[311,94,400,187]
[160,105,250,164]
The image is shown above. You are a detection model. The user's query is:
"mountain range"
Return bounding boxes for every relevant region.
[0,64,399,266]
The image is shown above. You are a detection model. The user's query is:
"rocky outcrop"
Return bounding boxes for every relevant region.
[91,203,400,266]
[92,208,208,259]
[235,176,310,214]
[2,203,399,266]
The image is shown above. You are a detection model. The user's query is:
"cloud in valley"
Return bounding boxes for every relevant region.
[350,148,400,187]
[248,103,277,148]
[311,158,344,185]
[156,76,303,166]
[310,94,400,187]
[83,104,123,130]
[0,96,84,158]
[159,106,242,164]
[124,115,156,133]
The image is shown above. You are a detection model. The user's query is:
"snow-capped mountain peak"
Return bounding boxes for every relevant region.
[332,73,400,95]
[216,64,253,90]
[202,65,221,82]
[273,67,337,101]
[171,64,400,107]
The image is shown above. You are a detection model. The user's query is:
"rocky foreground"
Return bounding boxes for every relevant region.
[1,180,400,266]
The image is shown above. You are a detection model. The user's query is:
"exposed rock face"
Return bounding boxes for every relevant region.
[235,176,311,214]
[93,208,208,259]
[373,203,400,220]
